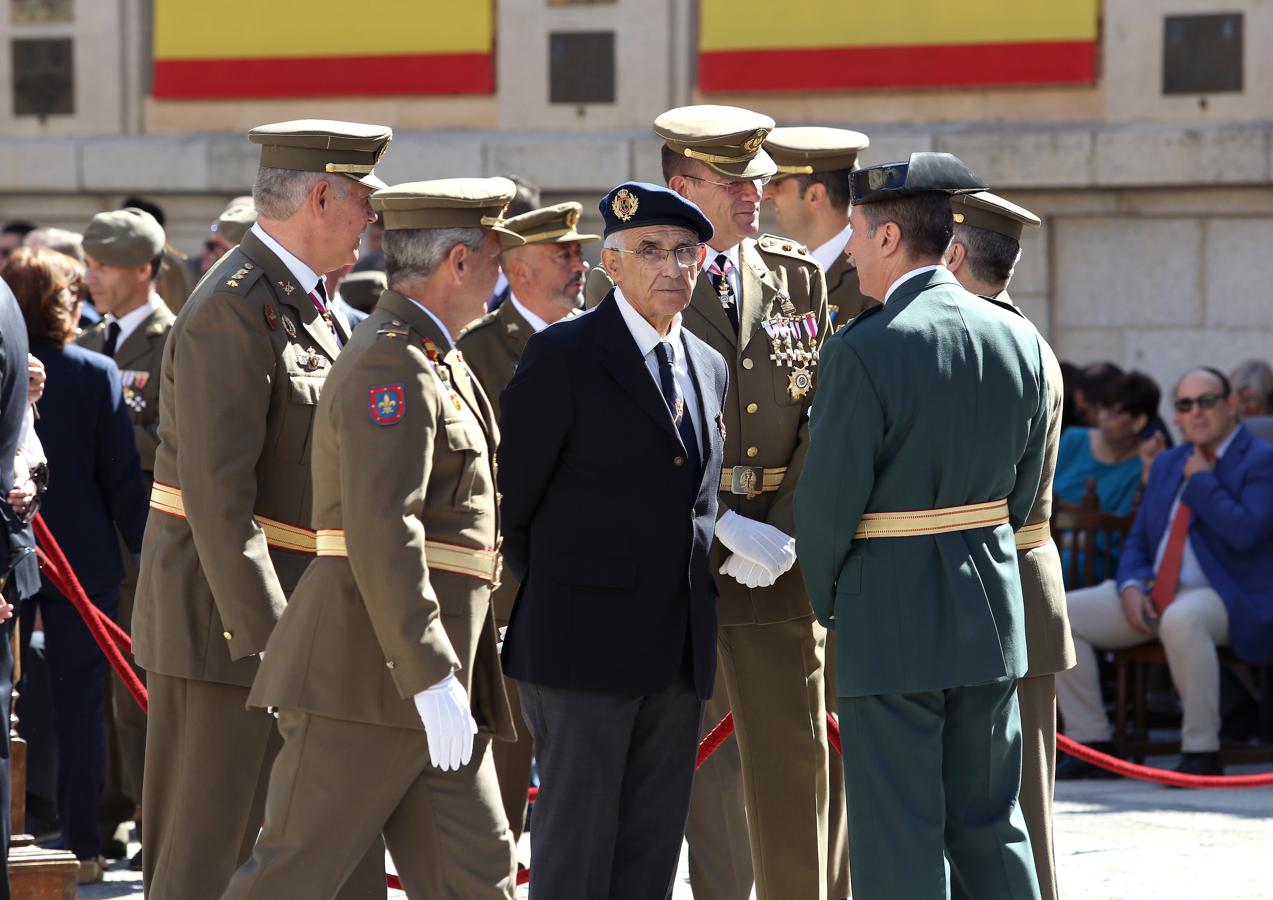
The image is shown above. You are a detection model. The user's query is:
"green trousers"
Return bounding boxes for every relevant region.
[838,680,1041,900]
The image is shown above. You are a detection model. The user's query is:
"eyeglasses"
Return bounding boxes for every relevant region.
[683,174,770,194]
[609,243,706,270]
[1174,393,1226,413]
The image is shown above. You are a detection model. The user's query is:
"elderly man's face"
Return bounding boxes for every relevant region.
[1174,371,1239,448]
[508,240,588,310]
[314,180,377,273]
[603,225,703,323]
[846,204,886,299]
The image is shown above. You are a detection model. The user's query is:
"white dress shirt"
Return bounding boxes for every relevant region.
[811,223,853,273]
[104,293,164,349]
[509,293,552,334]
[251,222,322,298]
[883,264,944,304]
[613,287,703,449]
[706,243,741,298]
[401,295,455,349]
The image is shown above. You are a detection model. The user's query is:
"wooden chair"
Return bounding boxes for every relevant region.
[1050,478,1133,590]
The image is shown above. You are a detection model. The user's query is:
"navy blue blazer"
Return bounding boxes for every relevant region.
[498,292,729,700]
[0,280,39,600]
[1116,424,1273,662]
[30,341,148,597]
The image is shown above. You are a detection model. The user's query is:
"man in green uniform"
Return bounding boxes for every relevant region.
[764,127,875,332]
[795,153,1046,900]
[457,200,597,846]
[222,178,524,899]
[131,119,392,900]
[77,206,175,867]
[945,190,1073,900]
[656,104,832,900]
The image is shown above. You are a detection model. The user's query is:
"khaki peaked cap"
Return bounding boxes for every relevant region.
[503,202,600,246]
[248,119,393,190]
[951,191,1041,242]
[82,207,166,267]
[765,126,870,178]
[339,270,387,312]
[654,105,777,180]
[371,178,526,249]
[216,203,257,244]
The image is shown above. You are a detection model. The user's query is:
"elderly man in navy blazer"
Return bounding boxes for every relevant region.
[499,182,729,899]
[1058,366,1273,779]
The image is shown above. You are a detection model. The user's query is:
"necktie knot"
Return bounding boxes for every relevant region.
[103,321,121,358]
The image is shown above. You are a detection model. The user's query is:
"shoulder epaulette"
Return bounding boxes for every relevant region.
[756,233,815,264]
[457,310,498,340]
[217,258,265,296]
[375,319,411,341]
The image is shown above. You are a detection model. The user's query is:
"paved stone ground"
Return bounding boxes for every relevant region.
[79,755,1273,899]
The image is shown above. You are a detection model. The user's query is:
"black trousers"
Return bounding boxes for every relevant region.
[518,672,703,900]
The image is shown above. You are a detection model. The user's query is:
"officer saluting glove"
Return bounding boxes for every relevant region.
[720,554,779,589]
[715,510,797,577]
[413,671,479,772]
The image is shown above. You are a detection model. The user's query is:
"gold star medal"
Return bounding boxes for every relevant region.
[787,365,812,400]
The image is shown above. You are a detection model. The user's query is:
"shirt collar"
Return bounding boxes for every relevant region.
[811,222,853,273]
[509,292,552,334]
[106,293,163,347]
[707,243,740,273]
[250,222,322,297]
[884,264,944,304]
[1213,426,1240,460]
[614,287,683,360]
[401,294,455,349]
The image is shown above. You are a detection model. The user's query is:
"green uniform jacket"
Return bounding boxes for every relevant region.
[795,269,1048,697]
[685,234,830,626]
[78,299,175,475]
[133,230,346,688]
[824,253,876,332]
[249,291,514,738]
[988,291,1075,678]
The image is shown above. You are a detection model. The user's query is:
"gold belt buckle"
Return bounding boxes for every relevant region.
[490,554,504,590]
[729,466,764,498]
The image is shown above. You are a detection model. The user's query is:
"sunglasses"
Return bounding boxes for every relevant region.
[1174,392,1225,413]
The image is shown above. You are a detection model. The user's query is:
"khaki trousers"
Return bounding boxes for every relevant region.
[222,710,516,900]
[1018,674,1059,900]
[1056,580,1230,752]
[492,666,533,843]
[142,675,386,900]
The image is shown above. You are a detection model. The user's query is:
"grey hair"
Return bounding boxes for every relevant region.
[603,231,625,250]
[951,223,1022,291]
[252,167,349,220]
[384,227,487,283]
[23,227,85,263]
[1230,358,1273,398]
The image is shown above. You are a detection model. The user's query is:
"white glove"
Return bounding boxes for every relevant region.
[719,553,778,588]
[715,510,796,577]
[413,672,478,772]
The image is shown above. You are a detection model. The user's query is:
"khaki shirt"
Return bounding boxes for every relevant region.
[685,234,830,625]
[249,291,514,738]
[824,253,876,331]
[132,230,348,687]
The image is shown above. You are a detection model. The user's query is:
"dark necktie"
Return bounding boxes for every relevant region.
[710,253,739,334]
[655,340,702,488]
[102,321,121,358]
[309,283,341,347]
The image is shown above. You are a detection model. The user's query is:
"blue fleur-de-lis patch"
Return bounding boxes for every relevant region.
[368,384,406,426]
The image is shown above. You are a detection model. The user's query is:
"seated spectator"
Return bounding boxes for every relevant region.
[1230,358,1273,419]
[1054,371,1162,583]
[1056,367,1273,779]
[1074,361,1122,427]
[1060,360,1082,430]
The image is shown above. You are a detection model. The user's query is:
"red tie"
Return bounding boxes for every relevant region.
[1149,504,1191,615]
[309,290,337,338]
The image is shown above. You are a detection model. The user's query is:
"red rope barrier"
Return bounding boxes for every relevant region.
[1056,734,1273,788]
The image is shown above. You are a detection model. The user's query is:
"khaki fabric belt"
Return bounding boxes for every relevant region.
[853,499,1010,540]
[150,482,316,553]
[316,529,502,587]
[719,465,787,497]
[1013,519,1052,551]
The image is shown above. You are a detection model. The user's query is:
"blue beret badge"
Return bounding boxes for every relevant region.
[369,383,406,426]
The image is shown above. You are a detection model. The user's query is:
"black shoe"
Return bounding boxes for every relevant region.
[1055,741,1123,780]
[101,837,128,860]
[1174,751,1224,778]
[129,848,143,871]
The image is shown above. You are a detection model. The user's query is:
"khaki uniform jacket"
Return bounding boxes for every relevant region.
[824,253,876,331]
[457,299,577,621]
[250,291,514,738]
[687,235,830,626]
[157,249,195,315]
[78,300,175,474]
[990,291,1076,677]
[132,230,348,688]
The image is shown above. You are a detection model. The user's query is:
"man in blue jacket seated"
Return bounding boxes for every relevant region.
[1057,366,1273,778]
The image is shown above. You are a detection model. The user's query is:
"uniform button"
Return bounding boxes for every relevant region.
[223,631,233,640]
[746,402,758,414]
[742,358,754,370]
[386,660,396,670]
[746,447,759,458]
[673,456,685,466]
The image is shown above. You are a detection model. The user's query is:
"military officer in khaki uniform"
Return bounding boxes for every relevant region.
[945,190,1074,900]
[764,127,875,332]
[131,119,392,900]
[456,200,597,843]
[222,178,524,900]
[77,206,175,860]
[656,105,833,900]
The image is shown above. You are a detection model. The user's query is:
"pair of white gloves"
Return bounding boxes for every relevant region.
[715,509,797,588]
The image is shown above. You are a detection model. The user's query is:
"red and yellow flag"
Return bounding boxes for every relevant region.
[152,1,494,99]
[698,0,1100,93]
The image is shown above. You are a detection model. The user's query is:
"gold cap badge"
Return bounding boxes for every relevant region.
[612,189,639,222]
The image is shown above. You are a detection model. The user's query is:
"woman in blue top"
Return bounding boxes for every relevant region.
[1055,371,1163,585]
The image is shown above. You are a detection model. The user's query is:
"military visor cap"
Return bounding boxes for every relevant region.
[248,119,393,190]
[82,207,166,267]
[371,177,526,249]
[599,182,714,244]
[654,105,777,180]
[215,203,257,244]
[850,152,986,205]
[339,269,388,312]
[765,126,870,178]
[951,191,1041,242]
[503,202,600,247]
